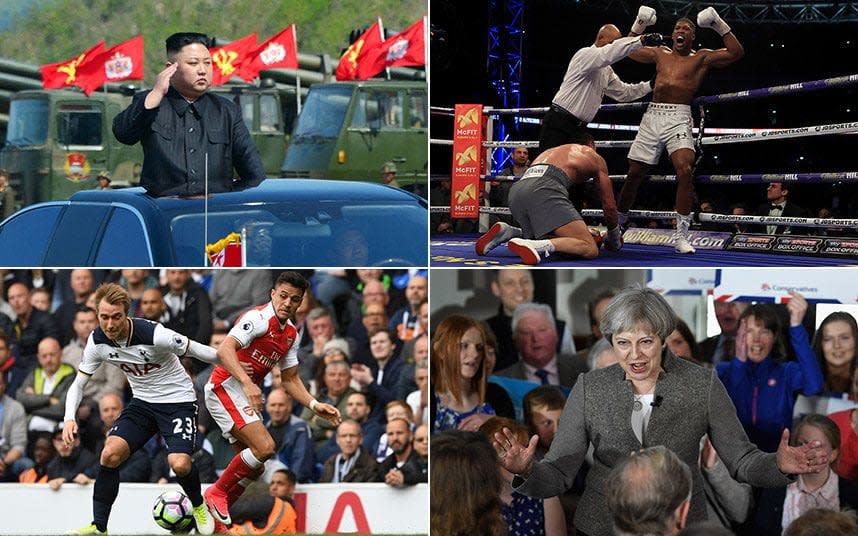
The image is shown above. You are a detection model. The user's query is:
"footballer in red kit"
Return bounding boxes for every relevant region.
[204,271,341,526]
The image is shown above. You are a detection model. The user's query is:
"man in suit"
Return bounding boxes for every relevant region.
[756,182,809,235]
[698,300,748,366]
[484,270,573,371]
[495,303,587,390]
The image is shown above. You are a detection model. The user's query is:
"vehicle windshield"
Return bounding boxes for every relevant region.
[291,85,352,138]
[6,98,49,146]
[57,103,102,147]
[170,202,426,267]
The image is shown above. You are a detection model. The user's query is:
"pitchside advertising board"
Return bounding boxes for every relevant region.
[451,104,483,219]
[0,483,428,534]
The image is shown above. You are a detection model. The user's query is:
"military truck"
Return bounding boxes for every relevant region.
[0,85,289,207]
[281,80,427,194]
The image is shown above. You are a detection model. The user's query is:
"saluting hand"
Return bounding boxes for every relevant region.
[145,62,179,109]
[493,427,539,477]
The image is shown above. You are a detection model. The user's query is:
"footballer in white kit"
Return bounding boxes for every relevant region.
[62,283,252,536]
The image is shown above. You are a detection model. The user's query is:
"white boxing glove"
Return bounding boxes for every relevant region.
[697,7,731,36]
[631,6,657,34]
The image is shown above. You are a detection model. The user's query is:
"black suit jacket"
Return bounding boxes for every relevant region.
[755,201,810,235]
[485,305,569,372]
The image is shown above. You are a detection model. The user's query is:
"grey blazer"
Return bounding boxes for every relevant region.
[514,351,790,536]
[494,352,588,389]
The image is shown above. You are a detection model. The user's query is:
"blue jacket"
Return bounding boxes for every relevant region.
[268,415,314,483]
[716,325,824,452]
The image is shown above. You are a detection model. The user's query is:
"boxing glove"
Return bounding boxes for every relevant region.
[631,6,657,34]
[604,226,624,251]
[697,7,731,36]
[641,33,665,47]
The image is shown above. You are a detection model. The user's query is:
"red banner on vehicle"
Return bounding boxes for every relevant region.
[451,104,483,219]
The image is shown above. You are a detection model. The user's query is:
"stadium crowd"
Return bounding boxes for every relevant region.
[0,269,428,527]
[430,269,858,536]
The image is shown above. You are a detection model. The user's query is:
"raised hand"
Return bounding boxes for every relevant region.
[735,317,748,362]
[786,291,808,327]
[632,6,657,34]
[697,7,732,36]
[776,428,829,474]
[493,427,539,476]
[144,62,179,109]
[641,33,666,47]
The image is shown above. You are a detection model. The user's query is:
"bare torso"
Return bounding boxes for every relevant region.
[531,144,600,184]
[652,48,709,104]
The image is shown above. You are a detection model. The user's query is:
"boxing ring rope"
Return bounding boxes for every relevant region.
[431,171,858,184]
[429,205,858,231]
[430,73,858,116]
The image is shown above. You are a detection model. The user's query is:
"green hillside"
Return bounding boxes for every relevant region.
[0,0,426,81]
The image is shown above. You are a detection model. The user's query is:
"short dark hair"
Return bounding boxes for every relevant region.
[676,17,697,31]
[165,32,211,56]
[273,468,297,487]
[274,271,309,292]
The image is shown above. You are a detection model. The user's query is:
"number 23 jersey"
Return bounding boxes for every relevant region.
[80,318,196,404]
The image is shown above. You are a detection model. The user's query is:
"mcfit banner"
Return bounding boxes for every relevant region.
[451,104,482,219]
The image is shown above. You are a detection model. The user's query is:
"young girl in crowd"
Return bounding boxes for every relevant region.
[752,414,858,535]
[431,315,496,433]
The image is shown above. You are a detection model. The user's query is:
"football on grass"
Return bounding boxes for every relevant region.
[152,489,194,533]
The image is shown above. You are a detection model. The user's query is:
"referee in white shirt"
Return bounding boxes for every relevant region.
[540,24,659,151]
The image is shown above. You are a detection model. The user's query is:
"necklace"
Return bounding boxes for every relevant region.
[633,395,644,412]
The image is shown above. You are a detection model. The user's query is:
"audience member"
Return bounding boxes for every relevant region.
[46,424,97,491]
[139,287,167,322]
[757,182,809,235]
[480,328,517,421]
[405,360,429,426]
[297,307,339,389]
[160,269,213,349]
[485,270,572,371]
[0,371,30,481]
[351,327,404,416]
[374,400,415,463]
[813,311,858,396]
[716,294,824,452]
[699,300,748,365]
[118,269,159,317]
[430,429,506,536]
[481,416,566,536]
[522,386,566,461]
[753,414,858,534]
[377,417,423,487]
[301,360,353,455]
[209,269,272,331]
[309,338,350,397]
[61,306,126,407]
[18,433,53,483]
[266,387,314,483]
[52,270,95,346]
[268,468,296,505]
[348,303,397,367]
[30,287,52,313]
[388,275,427,342]
[588,336,619,369]
[783,508,858,536]
[397,332,428,401]
[17,337,75,433]
[489,145,529,227]
[495,303,587,389]
[320,420,379,483]
[7,282,60,373]
[668,318,705,365]
[227,480,297,534]
[699,436,752,530]
[829,369,858,479]
[431,315,496,433]
[605,445,693,536]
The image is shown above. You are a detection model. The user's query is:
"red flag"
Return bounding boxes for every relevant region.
[76,35,144,96]
[354,18,425,80]
[40,41,105,90]
[335,18,384,81]
[210,33,258,87]
[239,25,298,81]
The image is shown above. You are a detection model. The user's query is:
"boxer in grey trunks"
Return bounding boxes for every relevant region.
[475,142,623,265]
